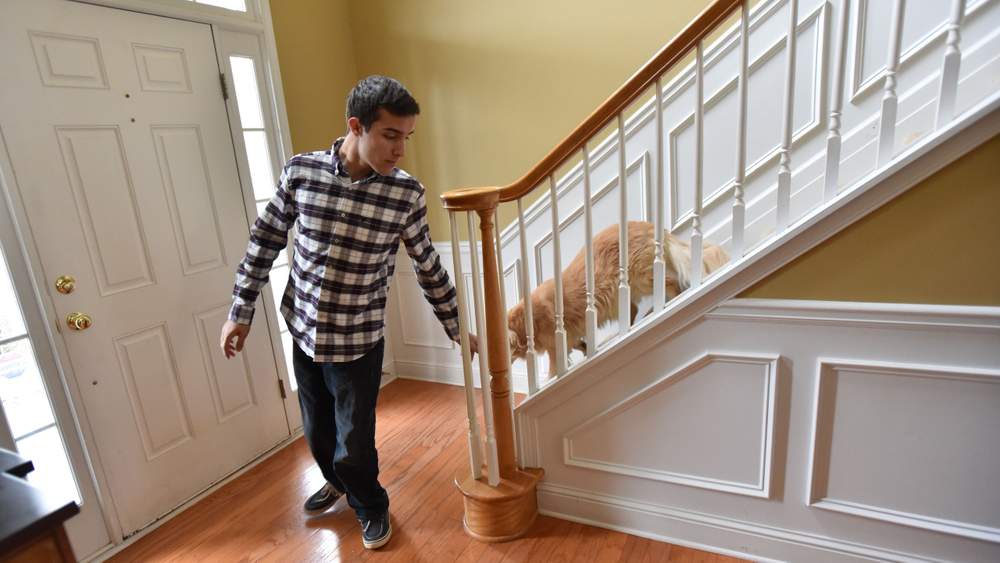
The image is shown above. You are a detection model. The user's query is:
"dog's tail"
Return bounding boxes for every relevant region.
[663,232,730,290]
[665,234,694,290]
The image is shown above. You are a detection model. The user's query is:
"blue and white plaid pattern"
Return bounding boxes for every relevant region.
[229,139,460,362]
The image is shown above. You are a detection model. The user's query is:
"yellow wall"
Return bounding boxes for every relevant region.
[347,0,714,239]
[268,0,358,154]
[743,134,1000,305]
[267,2,999,306]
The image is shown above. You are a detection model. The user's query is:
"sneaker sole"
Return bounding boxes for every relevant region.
[362,522,392,550]
[303,495,342,514]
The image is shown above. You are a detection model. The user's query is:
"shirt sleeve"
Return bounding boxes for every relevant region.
[228,165,297,324]
[400,188,461,341]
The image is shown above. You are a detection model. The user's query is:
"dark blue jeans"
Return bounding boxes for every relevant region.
[292,339,388,520]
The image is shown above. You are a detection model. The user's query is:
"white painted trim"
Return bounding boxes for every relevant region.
[849,0,993,103]
[537,483,948,563]
[0,129,125,547]
[0,2,300,552]
[494,0,823,248]
[668,1,830,232]
[212,27,301,430]
[530,152,651,286]
[709,299,1000,332]
[806,359,1000,544]
[73,0,262,31]
[392,359,532,395]
[256,0,294,163]
[562,352,780,498]
[514,92,1000,415]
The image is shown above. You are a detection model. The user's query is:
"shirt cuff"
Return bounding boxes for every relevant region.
[228,303,255,325]
[444,317,461,342]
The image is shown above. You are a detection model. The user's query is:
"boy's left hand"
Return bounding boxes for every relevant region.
[467,333,479,359]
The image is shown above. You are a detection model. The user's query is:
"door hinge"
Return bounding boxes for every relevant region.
[219,72,230,100]
[278,378,287,399]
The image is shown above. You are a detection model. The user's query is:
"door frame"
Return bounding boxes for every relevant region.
[0,0,298,557]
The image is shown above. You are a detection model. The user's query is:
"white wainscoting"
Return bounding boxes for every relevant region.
[384,0,1000,392]
[488,0,1000,338]
[384,243,534,392]
[512,299,1000,562]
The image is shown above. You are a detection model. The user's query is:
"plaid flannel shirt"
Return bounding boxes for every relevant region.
[229,139,460,362]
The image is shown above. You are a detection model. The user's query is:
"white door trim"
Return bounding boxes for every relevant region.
[0,0,297,555]
[0,129,119,554]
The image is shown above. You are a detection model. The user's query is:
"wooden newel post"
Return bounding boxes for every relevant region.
[476,208,517,477]
[443,190,543,544]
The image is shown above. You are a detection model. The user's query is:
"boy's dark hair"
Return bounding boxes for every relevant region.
[346,75,420,131]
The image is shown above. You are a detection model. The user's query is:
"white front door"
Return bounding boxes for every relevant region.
[0,0,290,537]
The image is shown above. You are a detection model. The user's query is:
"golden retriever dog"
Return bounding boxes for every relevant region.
[507,221,728,375]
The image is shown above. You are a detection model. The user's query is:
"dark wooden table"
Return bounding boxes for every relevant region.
[0,448,79,562]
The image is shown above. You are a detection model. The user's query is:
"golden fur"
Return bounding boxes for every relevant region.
[507,221,728,374]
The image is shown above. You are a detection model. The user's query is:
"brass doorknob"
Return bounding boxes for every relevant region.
[55,275,76,294]
[66,312,93,331]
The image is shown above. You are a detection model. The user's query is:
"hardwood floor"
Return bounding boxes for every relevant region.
[110,379,744,562]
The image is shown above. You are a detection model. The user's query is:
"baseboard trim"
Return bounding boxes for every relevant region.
[393,359,531,394]
[538,483,945,562]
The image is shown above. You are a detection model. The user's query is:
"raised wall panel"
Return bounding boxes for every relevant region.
[28,31,109,89]
[397,269,456,350]
[113,324,192,459]
[564,353,779,497]
[852,0,953,100]
[56,126,155,295]
[152,125,226,275]
[809,360,1000,543]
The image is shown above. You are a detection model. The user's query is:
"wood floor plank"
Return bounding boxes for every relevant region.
[109,379,744,563]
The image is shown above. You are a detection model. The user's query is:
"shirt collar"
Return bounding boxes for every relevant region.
[331,137,385,185]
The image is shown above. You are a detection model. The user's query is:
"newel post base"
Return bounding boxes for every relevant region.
[454,467,544,542]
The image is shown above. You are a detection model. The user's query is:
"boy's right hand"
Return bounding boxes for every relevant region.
[220,320,251,359]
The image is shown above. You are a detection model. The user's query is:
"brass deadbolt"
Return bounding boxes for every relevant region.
[55,275,75,294]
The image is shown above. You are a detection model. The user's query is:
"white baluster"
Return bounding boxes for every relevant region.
[515,199,538,395]
[653,79,667,311]
[492,207,516,422]
[936,0,966,128]
[824,0,850,202]
[617,114,631,331]
[549,175,568,376]
[877,0,905,167]
[466,212,500,486]
[581,146,598,355]
[449,212,483,480]
[732,2,750,257]
[777,0,798,230]
[690,42,705,288]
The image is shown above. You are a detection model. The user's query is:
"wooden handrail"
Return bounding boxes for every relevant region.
[440,0,742,211]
